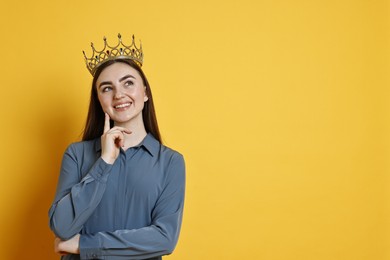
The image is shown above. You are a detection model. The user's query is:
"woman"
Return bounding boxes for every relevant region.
[49,35,185,260]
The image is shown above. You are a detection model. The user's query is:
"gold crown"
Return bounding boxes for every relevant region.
[83,33,143,76]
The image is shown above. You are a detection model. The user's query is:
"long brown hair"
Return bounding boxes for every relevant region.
[82,59,162,143]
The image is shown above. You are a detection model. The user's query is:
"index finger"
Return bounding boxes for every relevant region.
[103,113,110,133]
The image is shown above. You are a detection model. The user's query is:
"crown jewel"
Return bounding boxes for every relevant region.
[83,34,143,76]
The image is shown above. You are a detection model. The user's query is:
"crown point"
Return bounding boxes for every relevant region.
[83,34,144,76]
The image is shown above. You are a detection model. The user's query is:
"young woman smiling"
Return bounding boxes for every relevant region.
[49,35,185,260]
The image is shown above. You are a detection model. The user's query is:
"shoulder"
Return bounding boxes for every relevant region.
[160,143,184,162]
[159,144,186,187]
[64,138,100,158]
[143,134,185,169]
[159,144,185,176]
[143,133,184,160]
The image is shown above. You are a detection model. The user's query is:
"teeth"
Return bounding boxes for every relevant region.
[115,103,130,108]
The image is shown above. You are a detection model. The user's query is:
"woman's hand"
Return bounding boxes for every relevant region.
[101,113,132,164]
[54,234,80,255]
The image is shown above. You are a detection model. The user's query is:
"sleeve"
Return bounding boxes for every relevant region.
[48,144,113,240]
[78,153,186,260]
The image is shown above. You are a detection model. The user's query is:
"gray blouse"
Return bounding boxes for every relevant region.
[49,133,185,260]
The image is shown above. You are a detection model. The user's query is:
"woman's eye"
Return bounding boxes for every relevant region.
[124,80,134,87]
[102,87,112,92]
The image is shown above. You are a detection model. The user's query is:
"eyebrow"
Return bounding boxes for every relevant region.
[119,74,136,82]
[98,74,136,88]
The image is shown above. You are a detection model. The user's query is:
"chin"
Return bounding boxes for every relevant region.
[112,114,135,123]
[113,118,132,124]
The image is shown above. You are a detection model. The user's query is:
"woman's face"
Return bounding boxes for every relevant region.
[96,62,148,125]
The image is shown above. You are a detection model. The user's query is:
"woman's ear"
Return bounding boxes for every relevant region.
[144,86,149,102]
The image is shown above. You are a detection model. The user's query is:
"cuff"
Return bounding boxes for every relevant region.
[89,157,112,183]
[79,234,102,259]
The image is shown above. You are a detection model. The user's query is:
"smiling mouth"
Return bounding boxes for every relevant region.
[114,103,131,109]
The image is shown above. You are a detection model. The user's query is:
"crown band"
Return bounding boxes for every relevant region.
[83,34,143,76]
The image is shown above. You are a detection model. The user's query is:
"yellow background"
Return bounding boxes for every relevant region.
[0,0,388,259]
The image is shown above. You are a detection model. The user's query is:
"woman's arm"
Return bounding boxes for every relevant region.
[62,153,186,260]
[49,114,131,241]
[55,234,80,255]
[49,144,113,240]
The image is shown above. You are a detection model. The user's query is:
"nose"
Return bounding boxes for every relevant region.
[114,89,124,99]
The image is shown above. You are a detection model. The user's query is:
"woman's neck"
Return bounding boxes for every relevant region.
[114,120,147,149]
